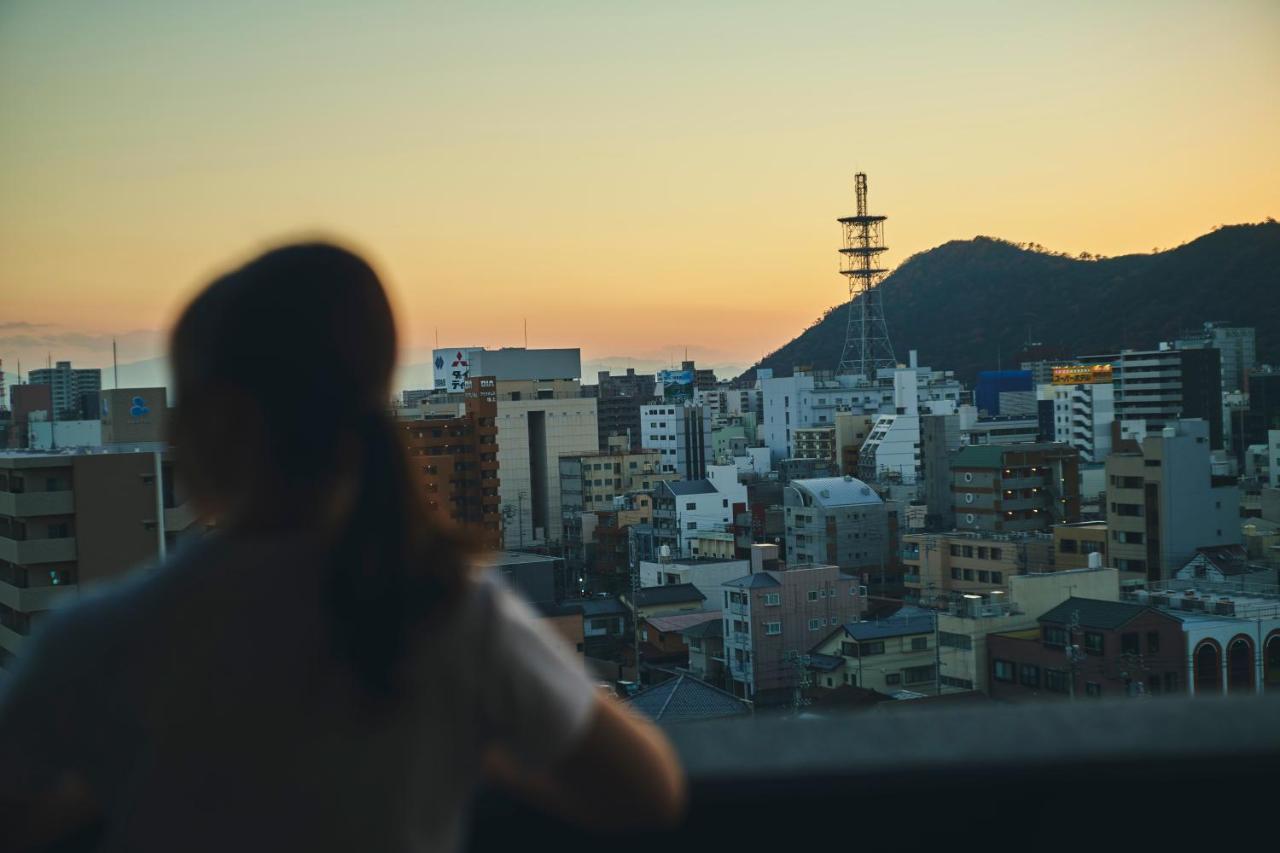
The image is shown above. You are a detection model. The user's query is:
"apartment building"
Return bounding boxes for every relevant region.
[1051,376,1115,463]
[0,450,198,667]
[397,376,501,549]
[28,360,102,419]
[783,476,888,572]
[721,546,864,705]
[951,442,1081,533]
[639,556,751,607]
[1104,418,1240,581]
[651,465,747,559]
[760,357,963,463]
[901,530,1055,602]
[1053,521,1108,570]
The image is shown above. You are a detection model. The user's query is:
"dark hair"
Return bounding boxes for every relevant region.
[170,242,473,698]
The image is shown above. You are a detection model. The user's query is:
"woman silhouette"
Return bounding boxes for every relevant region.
[0,242,684,851]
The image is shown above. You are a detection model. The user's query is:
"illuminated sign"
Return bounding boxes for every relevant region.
[1051,364,1113,385]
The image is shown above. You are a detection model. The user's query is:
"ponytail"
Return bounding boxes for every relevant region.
[328,411,470,699]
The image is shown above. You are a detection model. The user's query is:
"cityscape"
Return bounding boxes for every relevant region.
[4,173,1278,709]
[2,2,1279,849]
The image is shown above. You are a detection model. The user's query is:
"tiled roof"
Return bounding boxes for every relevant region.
[667,479,717,496]
[1038,596,1148,630]
[807,653,845,672]
[837,605,935,642]
[681,619,724,640]
[635,583,707,606]
[571,597,628,617]
[724,573,780,589]
[646,610,722,634]
[1194,544,1254,576]
[625,674,751,723]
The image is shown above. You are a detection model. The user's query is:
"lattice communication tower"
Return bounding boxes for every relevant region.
[837,173,896,376]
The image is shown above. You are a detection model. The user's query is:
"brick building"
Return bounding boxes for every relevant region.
[397,376,501,549]
[987,597,1184,701]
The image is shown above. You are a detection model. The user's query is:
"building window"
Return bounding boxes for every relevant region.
[685,502,697,510]
[991,572,1003,584]
[1019,664,1040,688]
[764,593,781,606]
[939,631,972,650]
[950,568,961,580]
[963,569,975,581]
[1084,632,1104,655]
[765,621,782,636]
[807,590,819,602]
[1044,669,1070,693]
[990,548,1002,560]
[1043,626,1068,647]
[903,665,935,685]
[808,618,823,631]
[1146,632,1160,654]
[859,641,885,657]
[993,660,1015,682]
[686,522,697,530]
[978,570,990,583]
[911,637,928,651]
[1121,633,1140,655]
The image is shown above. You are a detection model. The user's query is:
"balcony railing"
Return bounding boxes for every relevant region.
[0,490,74,517]
[0,536,78,565]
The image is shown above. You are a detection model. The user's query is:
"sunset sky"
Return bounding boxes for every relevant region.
[2,1,1278,383]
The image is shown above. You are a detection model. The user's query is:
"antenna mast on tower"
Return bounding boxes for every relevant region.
[837,173,896,377]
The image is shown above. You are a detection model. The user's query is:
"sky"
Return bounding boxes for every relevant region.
[2,1,1278,384]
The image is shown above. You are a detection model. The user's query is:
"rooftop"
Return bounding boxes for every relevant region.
[645,611,722,634]
[625,673,750,724]
[1038,596,1151,630]
[666,480,717,496]
[724,573,781,589]
[788,476,883,508]
[633,584,707,607]
[833,606,936,643]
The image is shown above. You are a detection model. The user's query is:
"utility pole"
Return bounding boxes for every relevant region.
[1066,609,1083,701]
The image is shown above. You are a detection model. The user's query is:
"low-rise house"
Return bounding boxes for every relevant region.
[625,673,751,724]
[807,606,937,694]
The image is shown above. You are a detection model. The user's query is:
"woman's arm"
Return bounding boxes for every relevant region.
[483,693,686,830]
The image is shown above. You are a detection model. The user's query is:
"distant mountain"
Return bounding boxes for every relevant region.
[743,221,1280,383]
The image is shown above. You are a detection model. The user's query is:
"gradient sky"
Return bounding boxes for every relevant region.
[2,1,1278,380]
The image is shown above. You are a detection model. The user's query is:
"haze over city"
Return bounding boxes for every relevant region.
[3,0,1279,380]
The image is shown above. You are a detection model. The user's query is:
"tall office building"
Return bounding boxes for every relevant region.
[1175,322,1256,394]
[782,476,889,572]
[495,383,598,549]
[593,368,657,450]
[640,403,713,480]
[1050,370,1116,463]
[28,361,102,420]
[1115,346,1223,449]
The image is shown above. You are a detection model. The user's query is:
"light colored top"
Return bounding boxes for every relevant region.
[0,532,597,851]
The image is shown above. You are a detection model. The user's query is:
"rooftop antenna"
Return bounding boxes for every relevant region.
[434,327,439,349]
[113,338,119,389]
[523,317,528,349]
[837,173,896,378]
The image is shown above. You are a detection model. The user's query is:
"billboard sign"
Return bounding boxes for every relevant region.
[1051,364,1113,385]
[658,369,695,403]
